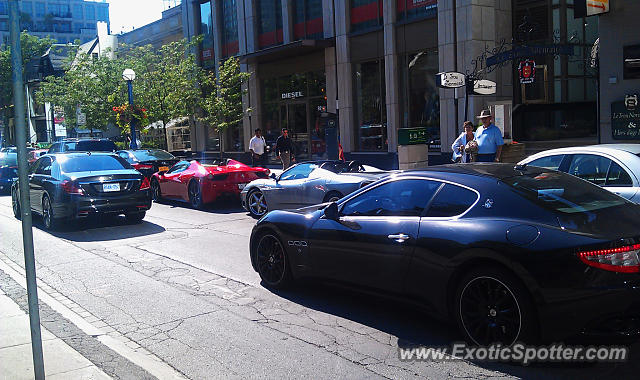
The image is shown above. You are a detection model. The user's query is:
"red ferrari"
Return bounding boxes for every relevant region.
[150,158,270,209]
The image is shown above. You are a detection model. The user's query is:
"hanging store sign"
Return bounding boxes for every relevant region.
[435,72,466,89]
[472,79,497,95]
[281,91,304,99]
[612,97,640,140]
[487,45,574,67]
[519,60,536,84]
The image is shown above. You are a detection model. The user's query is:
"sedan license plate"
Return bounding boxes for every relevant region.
[158,166,169,172]
[103,183,120,192]
[238,183,247,190]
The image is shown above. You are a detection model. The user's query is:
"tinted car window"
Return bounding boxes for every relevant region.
[35,157,52,175]
[567,154,611,185]
[166,161,190,174]
[502,171,627,214]
[63,140,116,152]
[280,163,318,181]
[606,162,633,187]
[425,184,478,217]
[0,167,17,178]
[341,179,441,217]
[131,150,175,161]
[528,155,564,170]
[59,155,131,173]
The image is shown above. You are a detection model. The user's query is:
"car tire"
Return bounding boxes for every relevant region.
[323,191,343,203]
[42,194,58,231]
[254,232,292,289]
[125,211,146,224]
[455,266,537,346]
[247,189,268,218]
[188,180,204,210]
[11,188,21,220]
[150,178,162,202]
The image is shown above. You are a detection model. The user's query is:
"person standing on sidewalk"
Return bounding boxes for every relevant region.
[275,128,295,170]
[474,110,504,162]
[249,128,267,167]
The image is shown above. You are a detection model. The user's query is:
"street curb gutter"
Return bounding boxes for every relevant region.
[0,256,188,380]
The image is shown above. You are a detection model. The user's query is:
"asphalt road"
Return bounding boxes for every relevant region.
[0,193,639,379]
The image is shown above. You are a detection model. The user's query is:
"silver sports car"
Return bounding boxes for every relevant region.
[241,160,388,218]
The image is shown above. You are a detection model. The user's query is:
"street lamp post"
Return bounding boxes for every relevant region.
[122,69,138,149]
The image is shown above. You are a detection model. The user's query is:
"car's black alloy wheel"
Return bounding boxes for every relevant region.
[42,194,57,230]
[323,191,343,203]
[256,233,291,288]
[11,189,21,220]
[248,189,267,218]
[188,180,203,209]
[456,267,536,346]
[150,179,161,201]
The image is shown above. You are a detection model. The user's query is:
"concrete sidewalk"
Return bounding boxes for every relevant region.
[0,288,111,380]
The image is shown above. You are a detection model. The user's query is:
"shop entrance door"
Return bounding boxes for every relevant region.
[281,103,309,161]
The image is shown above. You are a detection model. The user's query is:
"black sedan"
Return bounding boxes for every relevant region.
[116,149,179,178]
[0,165,18,194]
[250,164,640,345]
[12,153,152,230]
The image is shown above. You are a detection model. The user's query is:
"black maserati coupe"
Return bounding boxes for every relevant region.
[249,164,640,345]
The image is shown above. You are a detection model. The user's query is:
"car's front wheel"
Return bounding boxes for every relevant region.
[11,188,21,220]
[455,266,537,346]
[255,233,291,289]
[247,189,268,218]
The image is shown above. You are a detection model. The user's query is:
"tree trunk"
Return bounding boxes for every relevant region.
[219,129,223,161]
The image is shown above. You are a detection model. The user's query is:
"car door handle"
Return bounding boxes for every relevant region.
[388,234,410,242]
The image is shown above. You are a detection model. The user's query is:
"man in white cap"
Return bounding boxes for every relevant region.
[474,110,504,162]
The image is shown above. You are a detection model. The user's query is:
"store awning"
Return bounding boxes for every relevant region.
[240,39,335,65]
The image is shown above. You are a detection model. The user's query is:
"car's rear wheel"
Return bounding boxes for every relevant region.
[11,188,21,220]
[150,178,162,202]
[455,266,536,346]
[248,189,268,218]
[255,233,291,289]
[125,211,146,224]
[188,180,204,209]
[323,191,343,203]
[42,194,58,231]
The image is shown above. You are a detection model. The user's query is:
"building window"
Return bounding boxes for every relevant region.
[400,50,439,137]
[35,2,45,17]
[0,20,7,32]
[97,6,108,22]
[0,1,7,16]
[292,0,323,40]
[397,0,437,22]
[49,3,71,18]
[350,0,382,33]
[73,4,82,19]
[21,1,33,15]
[257,0,283,48]
[199,1,215,69]
[354,60,387,151]
[85,5,95,20]
[221,0,239,57]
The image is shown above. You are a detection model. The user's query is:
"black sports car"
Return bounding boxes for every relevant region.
[12,152,152,230]
[250,164,640,345]
[116,149,179,178]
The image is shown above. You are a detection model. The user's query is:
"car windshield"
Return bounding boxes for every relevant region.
[0,167,17,177]
[502,171,627,214]
[59,155,132,173]
[65,140,116,152]
[132,150,175,161]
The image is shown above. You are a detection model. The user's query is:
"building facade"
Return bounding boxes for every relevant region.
[0,0,110,45]
[118,5,184,48]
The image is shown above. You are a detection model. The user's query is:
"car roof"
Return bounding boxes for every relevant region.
[524,144,640,156]
[396,163,550,181]
[46,152,117,158]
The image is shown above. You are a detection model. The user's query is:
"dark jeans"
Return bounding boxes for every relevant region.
[252,153,267,167]
[476,153,496,162]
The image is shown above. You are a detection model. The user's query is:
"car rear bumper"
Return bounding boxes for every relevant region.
[202,181,247,204]
[54,190,152,219]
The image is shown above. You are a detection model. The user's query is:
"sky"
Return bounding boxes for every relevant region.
[107,0,173,35]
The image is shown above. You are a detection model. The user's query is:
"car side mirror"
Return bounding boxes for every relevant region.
[324,202,339,221]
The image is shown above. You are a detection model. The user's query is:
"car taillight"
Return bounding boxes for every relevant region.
[133,164,153,171]
[140,177,150,190]
[61,180,84,195]
[577,244,640,273]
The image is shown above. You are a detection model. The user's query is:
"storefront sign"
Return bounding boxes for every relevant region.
[487,45,574,67]
[518,60,536,84]
[574,0,609,17]
[54,106,66,138]
[611,99,640,140]
[435,72,466,89]
[472,79,497,95]
[281,91,304,99]
[398,127,428,145]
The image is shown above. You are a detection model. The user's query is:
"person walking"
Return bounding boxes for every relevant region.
[249,128,267,167]
[275,128,295,170]
[451,121,477,163]
[474,110,504,162]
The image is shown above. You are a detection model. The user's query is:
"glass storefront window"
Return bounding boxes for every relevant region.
[292,0,323,40]
[400,50,439,138]
[354,60,387,151]
[257,0,283,48]
[396,0,437,22]
[350,0,383,33]
[221,0,239,57]
[199,1,215,69]
[225,124,244,152]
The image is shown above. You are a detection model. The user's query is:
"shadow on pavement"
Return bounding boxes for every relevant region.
[154,196,246,215]
[32,214,166,242]
[267,281,640,380]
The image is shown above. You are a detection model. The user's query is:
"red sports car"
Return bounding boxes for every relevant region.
[150,158,270,209]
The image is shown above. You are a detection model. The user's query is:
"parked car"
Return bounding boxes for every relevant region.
[29,149,49,163]
[11,152,152,230]
[150,158,270,209]
[0,166,18,193]
[518,144,640,203]
[241,160,387,218]
[48,138,116,153]
[116,149,179,178]
[0,146,34,166]
[250,163,640,345]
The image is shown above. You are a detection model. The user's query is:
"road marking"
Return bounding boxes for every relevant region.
[0,256,188,380]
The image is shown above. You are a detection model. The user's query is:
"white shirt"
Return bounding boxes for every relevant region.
[249,135,266,155]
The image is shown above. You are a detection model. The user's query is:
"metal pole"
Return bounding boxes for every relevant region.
[127,80,138,149]
[8,1,45,379]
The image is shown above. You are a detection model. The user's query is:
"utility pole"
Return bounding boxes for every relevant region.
[8,1,45,379]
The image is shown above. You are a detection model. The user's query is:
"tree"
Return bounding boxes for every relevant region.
[201,57,251,159]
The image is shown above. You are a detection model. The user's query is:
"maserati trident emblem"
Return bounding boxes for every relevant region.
[483,199,494,209]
